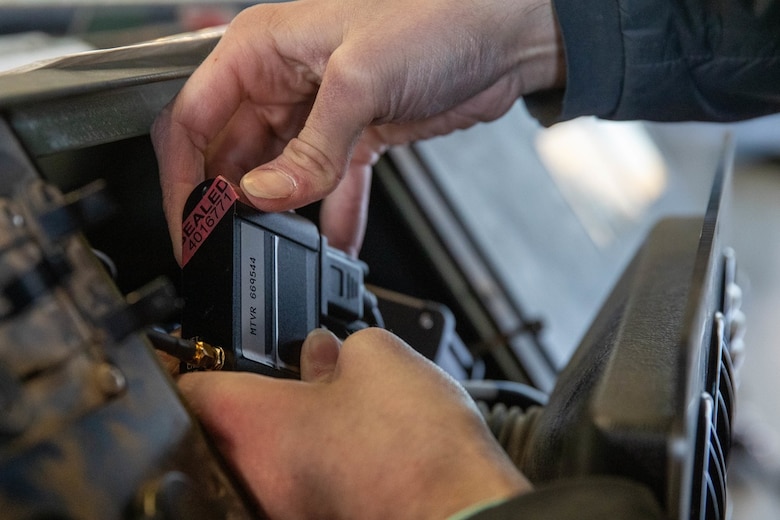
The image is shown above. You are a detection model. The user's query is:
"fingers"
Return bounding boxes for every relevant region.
[336,328,455,390]
[152,47,246,263]
[299,328,341,383]
[157,20,379,260]
[238,47,376,214]
[152,106,208,264]
[319,162,373,257]
[177,327,530,520]
[177,371,254,447]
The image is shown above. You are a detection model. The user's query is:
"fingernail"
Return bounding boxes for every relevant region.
[241,170,296,199]
[301,328,341,382]
[305,327,339,344]
[302,328,341,356]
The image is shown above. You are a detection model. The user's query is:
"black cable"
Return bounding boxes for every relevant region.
[145,328,224,371]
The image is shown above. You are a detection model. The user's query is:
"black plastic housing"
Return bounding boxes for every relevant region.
[181,177,367,378]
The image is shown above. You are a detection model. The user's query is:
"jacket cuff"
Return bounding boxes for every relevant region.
[524,0,624,125]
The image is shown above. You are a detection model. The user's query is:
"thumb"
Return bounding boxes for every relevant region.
[239,49,375,213]
[300,328,341,383]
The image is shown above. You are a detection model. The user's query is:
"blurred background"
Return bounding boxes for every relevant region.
[0,3,778,518]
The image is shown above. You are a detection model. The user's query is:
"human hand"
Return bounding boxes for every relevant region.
[153,0,564,261]
[178,328,531,519]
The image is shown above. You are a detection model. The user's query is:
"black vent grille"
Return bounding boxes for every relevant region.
[692,249,742,520]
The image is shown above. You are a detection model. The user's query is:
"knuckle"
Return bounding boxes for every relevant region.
[285,135,344,192]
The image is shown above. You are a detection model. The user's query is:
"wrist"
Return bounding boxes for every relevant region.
[408,419,533,520]
[432,461,530,520]
[503,0,566,95]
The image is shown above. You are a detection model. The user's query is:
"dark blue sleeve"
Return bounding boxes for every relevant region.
[526,0,780,123]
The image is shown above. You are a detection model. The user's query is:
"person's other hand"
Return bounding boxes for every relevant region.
[153,0,564,261]
[178,328,531,519]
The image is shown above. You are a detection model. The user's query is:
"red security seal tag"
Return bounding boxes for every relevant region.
[181,176,239,267]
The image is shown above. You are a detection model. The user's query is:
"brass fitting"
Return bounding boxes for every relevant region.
[189,340,225,371]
